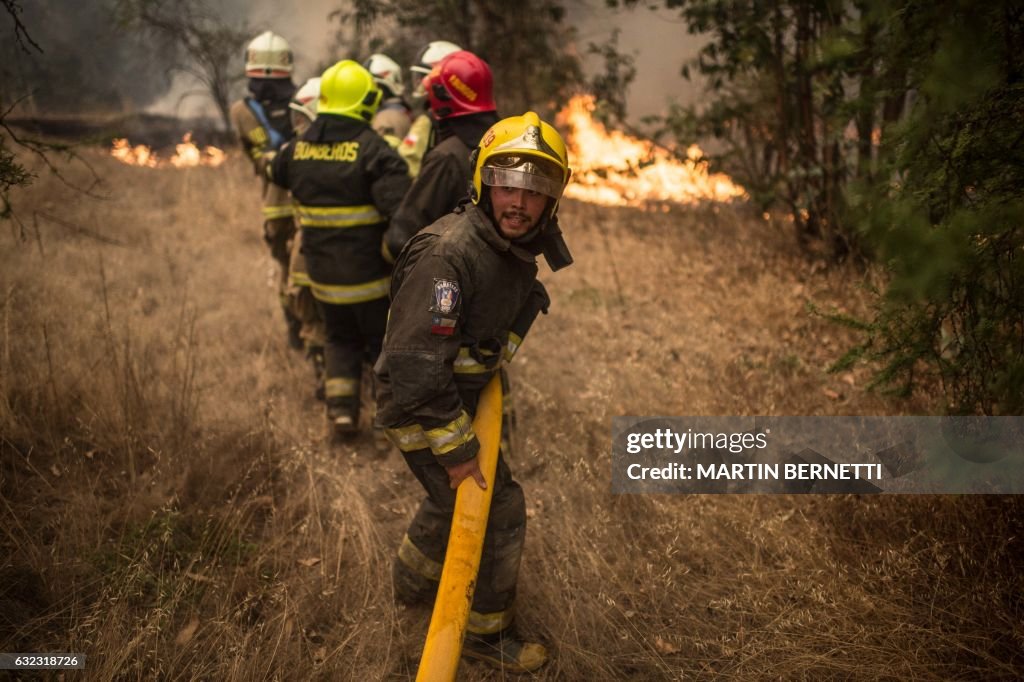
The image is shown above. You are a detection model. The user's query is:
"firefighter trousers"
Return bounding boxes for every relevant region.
[316,296,389,419]
[264,216,299,334]
[395,448,526,636]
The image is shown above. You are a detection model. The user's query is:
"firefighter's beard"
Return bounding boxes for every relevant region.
[489,187,550,240]
[498,211,537,239]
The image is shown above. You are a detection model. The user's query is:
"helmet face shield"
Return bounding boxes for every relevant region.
[471,112,571,220]
[481,156,564,199]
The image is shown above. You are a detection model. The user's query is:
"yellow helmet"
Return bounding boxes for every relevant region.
[318,60,382,122]
[472,111,572,217]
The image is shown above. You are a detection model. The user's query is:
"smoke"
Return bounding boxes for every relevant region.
[565,2,707,124]
[145,0,354,119]
[1,0,172,116]
[245,1,708,124]
[238,0,342,83]
[3,0,704,125]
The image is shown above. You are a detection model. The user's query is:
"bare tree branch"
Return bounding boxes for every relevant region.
[115,0,249,129]
[1,117,105,200]
[2,0,43,54]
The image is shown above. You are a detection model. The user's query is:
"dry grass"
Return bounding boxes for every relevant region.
[1,148,1021,680]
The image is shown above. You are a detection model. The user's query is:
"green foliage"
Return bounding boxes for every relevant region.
[622,0,1022,413]
[635,0,864,258]
[843,1,1024,414]
[0,136,34,218]
[1,1,38,218]
[586,29,637,125]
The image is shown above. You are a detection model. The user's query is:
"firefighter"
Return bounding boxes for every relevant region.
[382,50,498,261]
[270,60,411,436]
[229,30,301,348]
[285,77,327,400]
[364,53,413,148]
[375,112,573,673]
[399,40,462,177]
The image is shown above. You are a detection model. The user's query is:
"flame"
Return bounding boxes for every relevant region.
[111,138,158,168]
[110,132,225,168]
[556,95,745,207]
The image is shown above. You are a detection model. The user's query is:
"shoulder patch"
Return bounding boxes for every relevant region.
[430,278,460,314]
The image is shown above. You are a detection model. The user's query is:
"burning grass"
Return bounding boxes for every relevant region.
[1,147,1021,679]
[556,95,746,208]
[110,133,226,168]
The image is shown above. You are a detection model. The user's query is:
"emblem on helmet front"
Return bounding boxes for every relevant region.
[524,126,541,149]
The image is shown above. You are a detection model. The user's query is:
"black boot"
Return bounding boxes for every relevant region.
[327,400,359,437]
[462,628,548,673]
[392,556,438,606]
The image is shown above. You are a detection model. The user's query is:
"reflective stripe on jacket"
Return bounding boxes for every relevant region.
[269,114,411,297]
[375,204,548,465]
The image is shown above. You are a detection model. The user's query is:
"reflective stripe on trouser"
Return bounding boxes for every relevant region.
[396,436,525,634]
[310,277,390,305]
[296,204,383,228]
[325,376,358,400]
[262,204,294,220]
[317,296,389,417]
[384,410,474,457]
[264,180,296,228]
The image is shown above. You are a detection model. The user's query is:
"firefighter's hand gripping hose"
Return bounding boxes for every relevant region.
[415,374,502,682]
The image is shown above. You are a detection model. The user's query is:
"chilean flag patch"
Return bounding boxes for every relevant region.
[431,315,456,336]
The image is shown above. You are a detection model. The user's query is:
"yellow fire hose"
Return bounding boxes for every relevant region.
[415,374,502,682]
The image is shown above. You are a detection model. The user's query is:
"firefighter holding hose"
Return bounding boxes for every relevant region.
[375,111,573,673]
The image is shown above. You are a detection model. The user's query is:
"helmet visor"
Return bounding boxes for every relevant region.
[480,155,564,199]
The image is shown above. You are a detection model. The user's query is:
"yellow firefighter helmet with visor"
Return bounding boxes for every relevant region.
[472,111,572,218]
[318,60,382,122]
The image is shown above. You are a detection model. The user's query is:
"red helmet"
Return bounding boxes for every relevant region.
[424,50,496,120]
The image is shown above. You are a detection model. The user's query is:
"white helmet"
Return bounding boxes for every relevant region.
[245,31,293,78]
[363,53,404,98]
[409,40,462,98]
[289,77,321,127]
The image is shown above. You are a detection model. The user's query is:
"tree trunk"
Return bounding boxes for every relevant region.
[794,0,819,240]
[855,3,878,183]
